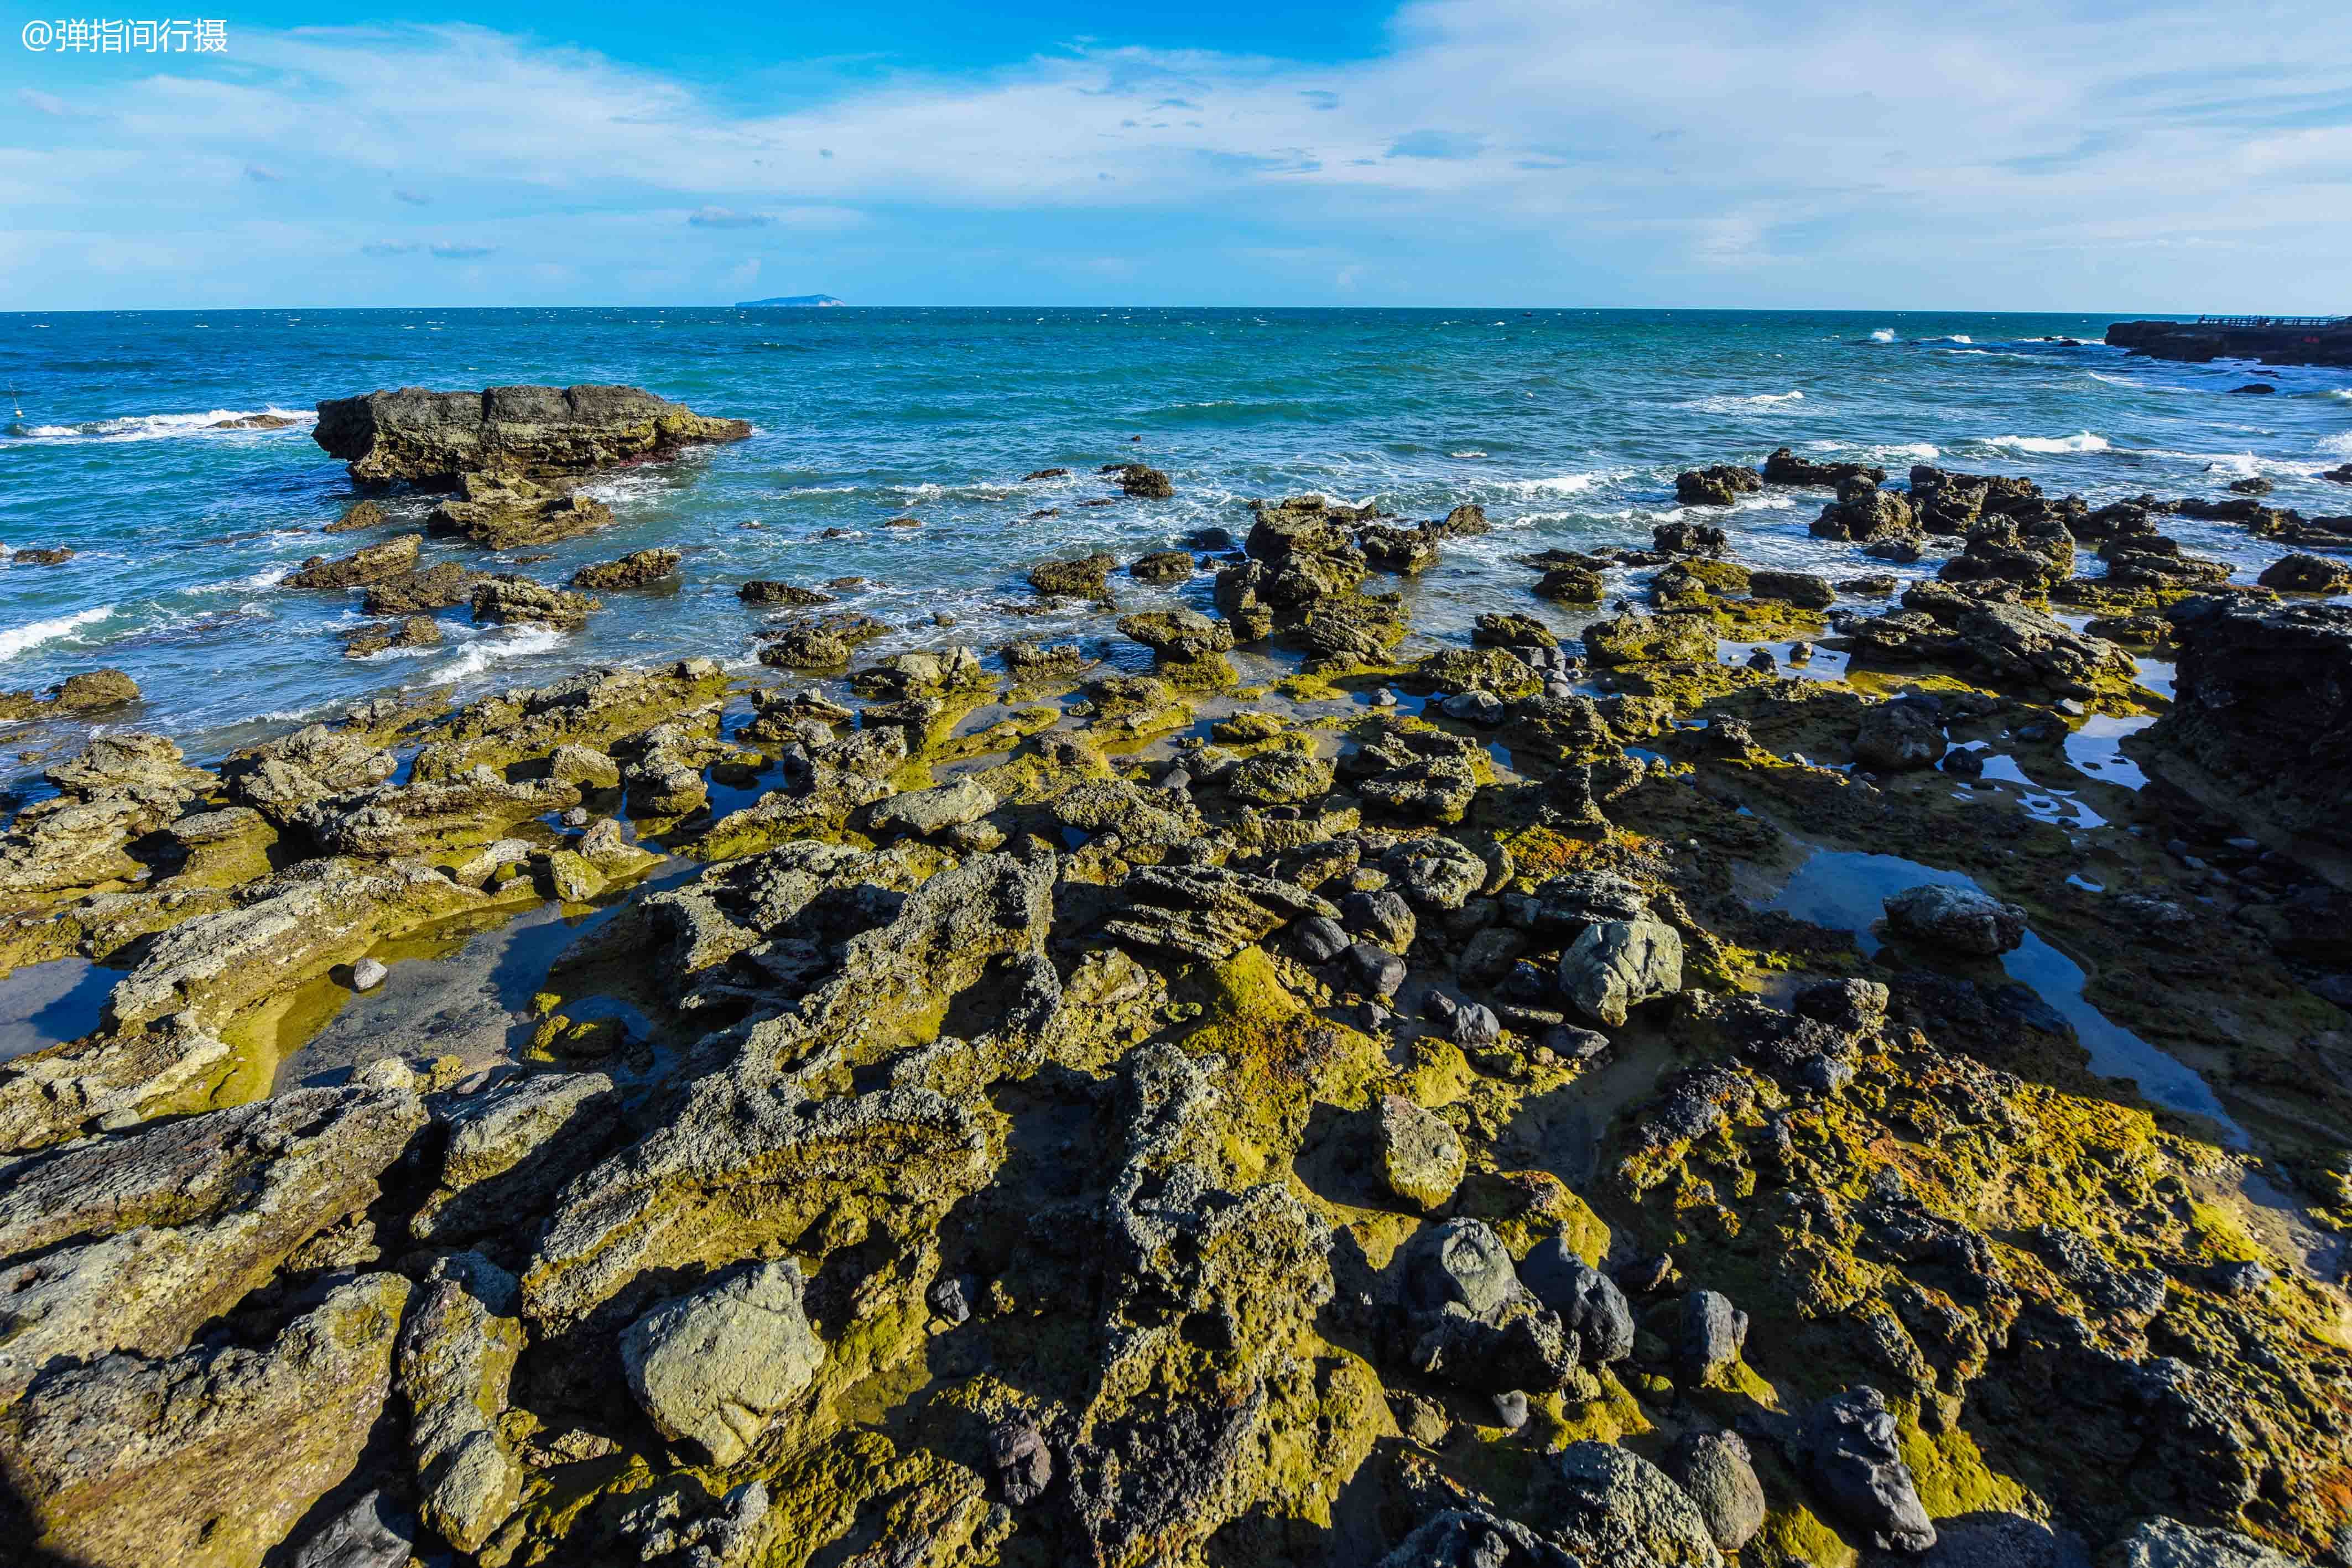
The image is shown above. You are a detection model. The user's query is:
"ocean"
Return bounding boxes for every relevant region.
[3,306,2348,785]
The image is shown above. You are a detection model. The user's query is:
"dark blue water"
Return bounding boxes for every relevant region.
[3,308,2347,780]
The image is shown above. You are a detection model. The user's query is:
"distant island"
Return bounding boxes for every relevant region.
[735,294,846,308]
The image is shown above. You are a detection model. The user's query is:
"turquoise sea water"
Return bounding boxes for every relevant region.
[2,307,2348,783]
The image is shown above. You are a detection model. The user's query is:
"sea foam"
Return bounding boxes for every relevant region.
[9,408,315,444]
[0,605,115,662]
[1986,432,2112,455]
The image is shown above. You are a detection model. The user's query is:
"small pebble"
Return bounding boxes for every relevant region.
[352,957,388,992]
[1492,1390,1529,1430]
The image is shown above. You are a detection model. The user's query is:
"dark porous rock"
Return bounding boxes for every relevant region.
[341,614,443,658]
[1885,882,2027,956]
[1520,1237,1634,1363]
[1541,1440,1726,1568]
[1677,1288,1749,1384]
[471,575,601,629]
[1129,549,1195,583]
[322,497,389,533]
[1656,519,1732,556]
[1095,864,1336,963]
[1585,612,1716,666]
[50,668,142,712]
[1854,696,1948,770]
[1292,913,1350,962]
[1341,940,1409,999]
[1029,552,1118,600]
[2144,599,2352,866]
[1475,610,1559,649]
[990,1419,1054,1506]
[1750,568,1835,608]
[1664,1429,1768,1553]
[1674,467,1761,508]
[288,1491,420,1568]
[313,382,750,487]
[570,547,681,591]
[1341,887,1419,951]
[2100,536,2233,591]
[1100,461,1174,498]
[1117,608,1236,663]
[1843,581,2138,697]
[427,473,616,550]
[1812,475,1920,544]
[286,532,421,590]
[1406,1218,1578,1395]
[1939,518,2077,592]
[2255,553,2352,595]
[1378,1507,1581,1568]
[1001,638,1087,683]
[1765,446,1887,487]
[1799,1385,1938,1553]
[11,545,76,566]
[1385,835,1490,910]
[757,612,890,672]
[362,560,484,614]
[1536,564,1607,603]
[738,579,834,607]
[2099,1517,2307,1568]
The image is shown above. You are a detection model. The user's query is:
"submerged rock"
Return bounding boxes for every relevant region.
[570,546,681,590]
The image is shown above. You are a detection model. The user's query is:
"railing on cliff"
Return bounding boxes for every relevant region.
[2195,315,2349,329]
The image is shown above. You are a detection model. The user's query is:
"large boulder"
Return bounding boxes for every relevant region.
[1664,1430,1767,1553]
[1374,1093,1466,1213]
[2144,600,2352,867]
[1854,699,1947,770]
[621,1260,825,1465]
[1585,614,1716,666]
[313,383,751,486]
[1884,883,2027,957]
[1544,1441,1726,1568]
[1520,1238,1634,1363]
[2,1272,412,1568]
[1559,919,1684,1026]
[2099,1518,2309,1568]
[1799,1386,1938,1553]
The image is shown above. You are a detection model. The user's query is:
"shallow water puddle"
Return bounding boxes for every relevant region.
[1971,753,2106,829]
[2063,715,2154,790]
[0,956,113,1061]
[1717,639,1852,683]
[1757,843,2245,1143]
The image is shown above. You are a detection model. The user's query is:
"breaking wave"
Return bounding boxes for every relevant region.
[1985,432,2112,455]
[0,605,116,662]
[8,407,315,443]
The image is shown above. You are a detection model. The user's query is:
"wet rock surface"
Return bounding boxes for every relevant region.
[0,446,2348,1568]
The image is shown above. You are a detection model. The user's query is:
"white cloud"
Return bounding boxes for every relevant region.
[4,4,2350,306]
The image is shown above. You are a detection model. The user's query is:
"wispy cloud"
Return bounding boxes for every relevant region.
[393,187,431,205]
[243,162,283,183]
[6,4,2351,308]
[16,88,70,118]
[360,241,419,256]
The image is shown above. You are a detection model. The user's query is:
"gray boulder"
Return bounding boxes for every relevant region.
[1884,883,2027,957]
[1379,1507,1581,1567]
[1520,1238,1633,1363]
[1800,1385,1938,1553]
[1664,1429,1767,1552]
[1855,700,1948,770]
[1342,888,1419,952]
[1559,919,1684,1026]
[621,1259,825,1465]
[2100,1519,2307,1568]
[870,777,998,836]
[288,1492,420,1568]
[1408,1218,1521,1317]
[1386,835,1493,909]
[1678,1289,1749,1384]
[1546,1440,1726,1568]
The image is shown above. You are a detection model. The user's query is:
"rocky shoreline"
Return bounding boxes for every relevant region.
[2108,319,2352,371]
[1,387,2349,1568]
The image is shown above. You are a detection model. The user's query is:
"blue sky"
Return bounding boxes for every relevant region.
[4,0,2350,310]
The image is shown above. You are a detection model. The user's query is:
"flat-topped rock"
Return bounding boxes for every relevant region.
[314,383,751,487]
